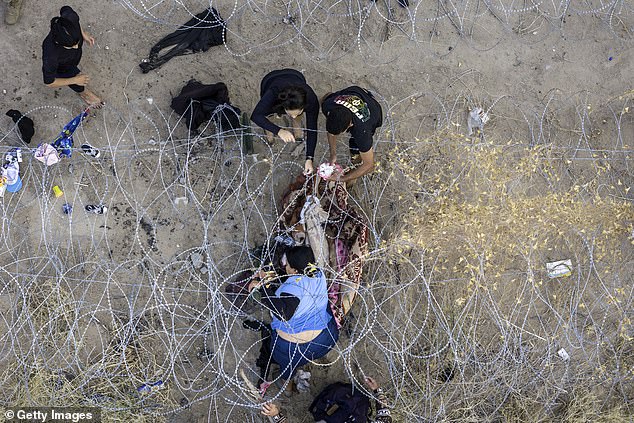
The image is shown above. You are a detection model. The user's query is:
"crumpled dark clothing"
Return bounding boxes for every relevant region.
[170,79,241,133]
[140,8,226,73]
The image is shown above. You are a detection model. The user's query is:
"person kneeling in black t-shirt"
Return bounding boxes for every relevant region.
[42,6,102,107]
[321,86,383,183]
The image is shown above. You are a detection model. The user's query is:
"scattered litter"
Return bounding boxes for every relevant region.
[85,204,107,214]
[2,90,6,94]
[546,259,572,278]
[317,162,335,179]
[467,107,489,135]
[274,234,295,247]
[557,348,570,361]
[174,196,188,205]
[148,138,157,145]
[52,185,63,198]
[63,203,73,215]
[200,266,208,274]
[147,97,154,105]
[104,45,110,50]
[137,380,164,395]
[35,143,60,166]
[190,252,203,269]
[293,369,311,392]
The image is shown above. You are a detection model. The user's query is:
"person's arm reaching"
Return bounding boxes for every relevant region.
[46,75,90,88]
[303,93,319,175]
[364,377,392,423]
[251,91,295,143]
[81,28,95,46]
[248,280,300,320]
[327,132,338,164]
[261,403,287,422]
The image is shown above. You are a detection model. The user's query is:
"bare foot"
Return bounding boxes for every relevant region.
[79,89,104,109]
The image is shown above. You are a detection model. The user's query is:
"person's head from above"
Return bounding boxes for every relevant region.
[326,105,353,135]
[281,246,316,276]
[277,86,306,118]
[50,16,81,49]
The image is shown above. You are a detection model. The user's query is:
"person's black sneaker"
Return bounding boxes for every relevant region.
[81,144,101,158]
[85,204,107,214]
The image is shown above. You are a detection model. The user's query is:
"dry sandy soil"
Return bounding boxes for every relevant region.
[0,1,632,422]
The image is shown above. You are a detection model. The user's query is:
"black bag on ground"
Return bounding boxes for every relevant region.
[309,382,371,423]
[170,79,241,133]
[140,8,225,73]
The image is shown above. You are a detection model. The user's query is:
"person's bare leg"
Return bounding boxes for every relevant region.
[79,89,103,108]
[291,116,303,140]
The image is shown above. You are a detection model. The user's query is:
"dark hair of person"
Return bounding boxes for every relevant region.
[326,105,353,135]
[285,246,317,276]
[272,86,307,115]
[50,17,81,47]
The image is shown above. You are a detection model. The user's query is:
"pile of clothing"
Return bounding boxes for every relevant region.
[171,79,241,134]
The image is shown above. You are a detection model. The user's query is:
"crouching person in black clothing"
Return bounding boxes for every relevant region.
[321,86,383,183]
[251,69,320,175]
[260,376,392,422]
[42,6,103,107]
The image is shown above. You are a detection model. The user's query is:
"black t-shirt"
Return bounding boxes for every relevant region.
[251,69,320,159]
[321,86,383,153]
[42,6,83,84]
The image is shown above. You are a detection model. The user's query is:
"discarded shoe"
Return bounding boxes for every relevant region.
[81,144,101,158]
[85,204,107,214]
[5,0,23,25]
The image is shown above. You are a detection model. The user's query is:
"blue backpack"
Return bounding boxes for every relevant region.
[309,382,370,423]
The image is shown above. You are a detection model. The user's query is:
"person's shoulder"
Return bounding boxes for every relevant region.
[42,35,57,54]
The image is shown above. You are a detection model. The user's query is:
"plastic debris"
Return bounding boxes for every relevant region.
[137,380,164,394]
[557,348,570,361]
[63,203,73,215]
[190,252,203,269]
[467,107,490,135]
[293,369,311,392]
[546,259,572,278]
[274,234,295,247]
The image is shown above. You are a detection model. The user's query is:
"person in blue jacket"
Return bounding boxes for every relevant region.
[251,69,320,175]
[248,246,339,390]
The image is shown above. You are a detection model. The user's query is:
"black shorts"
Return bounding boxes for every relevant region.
[56,66,84,93]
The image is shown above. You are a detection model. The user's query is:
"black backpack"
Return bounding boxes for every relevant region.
[309,382,371,423]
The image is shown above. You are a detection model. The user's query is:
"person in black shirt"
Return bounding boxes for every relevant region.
[260,377,392,422]
[42,6,102,107]
[251,69,320,175]
[321,86,383,182]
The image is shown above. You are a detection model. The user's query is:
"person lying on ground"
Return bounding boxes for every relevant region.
[260,376,392,422]
[321,86,383,183]
[248,246,339,393]
[251,69,320,175]
[42,6,102,107]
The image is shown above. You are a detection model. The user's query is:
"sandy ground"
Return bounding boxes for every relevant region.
[0,0,632,422]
